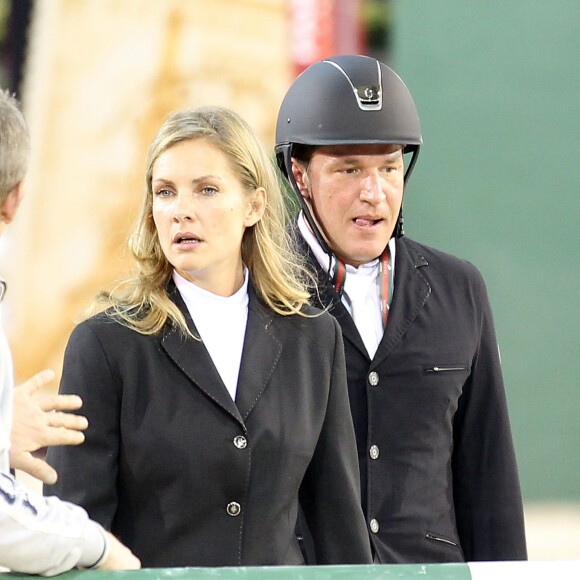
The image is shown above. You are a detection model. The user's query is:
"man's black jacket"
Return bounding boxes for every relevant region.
[296,229,527,563]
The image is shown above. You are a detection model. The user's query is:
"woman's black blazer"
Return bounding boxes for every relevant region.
[45,283,372,567]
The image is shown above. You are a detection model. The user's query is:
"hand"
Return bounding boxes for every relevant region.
[10,369,88,484]
[98,532,141,570]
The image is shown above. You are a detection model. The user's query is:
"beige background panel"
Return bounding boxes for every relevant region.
[4,0,289,383]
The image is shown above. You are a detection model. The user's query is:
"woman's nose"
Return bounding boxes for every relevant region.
[171,195,194,222]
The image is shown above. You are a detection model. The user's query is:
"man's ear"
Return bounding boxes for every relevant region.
[0,182,25,225]
[290,158,310,200]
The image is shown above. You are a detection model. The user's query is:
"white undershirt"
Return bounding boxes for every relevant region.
[297,211,396,359]
[173,270,249,401]
[0,303,14,473]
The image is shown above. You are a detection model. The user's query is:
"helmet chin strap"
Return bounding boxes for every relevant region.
[394,146,421,238]
[283,147,335,262]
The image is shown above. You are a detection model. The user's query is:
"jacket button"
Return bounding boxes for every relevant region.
[226,502,241,517]
[368,371,379,386]
[370,519,380,534]
[233,435,247,449]
[369,445,380,460]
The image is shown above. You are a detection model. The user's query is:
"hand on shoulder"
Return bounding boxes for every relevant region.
[10,369,88,484]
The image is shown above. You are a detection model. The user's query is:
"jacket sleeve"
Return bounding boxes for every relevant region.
[298,316,373,564]
[0,471,107,575]
[44,320,120,530]
[452,272,527,561]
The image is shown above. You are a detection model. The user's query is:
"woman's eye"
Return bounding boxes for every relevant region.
[155,188,173,197]
[200,186,218,196]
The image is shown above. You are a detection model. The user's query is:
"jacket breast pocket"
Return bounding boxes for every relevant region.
[425,530,465,561]
[423,363,469,374]
[419,362,471,414]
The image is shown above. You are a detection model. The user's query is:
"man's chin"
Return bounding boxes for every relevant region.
[340,251,384,268]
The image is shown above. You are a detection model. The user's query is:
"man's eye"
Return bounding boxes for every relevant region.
[381,165,401,173]
[339,167,358,175]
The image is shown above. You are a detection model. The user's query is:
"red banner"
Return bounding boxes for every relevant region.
[289,0,365,76]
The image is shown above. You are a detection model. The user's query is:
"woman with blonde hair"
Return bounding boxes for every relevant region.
[46,106,372,568]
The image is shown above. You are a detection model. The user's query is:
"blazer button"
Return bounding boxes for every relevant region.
[369,445,380,460]
[368,371,379,386]
[233,435,247,449]
[226,502,241,517]
[370,519,380,534]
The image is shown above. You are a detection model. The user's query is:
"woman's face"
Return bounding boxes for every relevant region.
[151,138,264,296]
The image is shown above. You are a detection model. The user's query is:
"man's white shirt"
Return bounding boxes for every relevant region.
[297,211,396,359]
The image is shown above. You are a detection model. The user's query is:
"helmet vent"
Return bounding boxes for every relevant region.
[323,59,383,111]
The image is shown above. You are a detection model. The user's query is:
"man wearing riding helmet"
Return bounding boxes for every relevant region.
[276,55,527,563]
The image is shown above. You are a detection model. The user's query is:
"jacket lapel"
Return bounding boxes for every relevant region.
[372,237,431,364]
[319,278,369,358]
[292,222,431,364]
[291,224,369,358]
[234,286,283,421]
[160,284,244,425]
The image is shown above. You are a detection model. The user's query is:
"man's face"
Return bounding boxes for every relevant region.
[291,144,404,267]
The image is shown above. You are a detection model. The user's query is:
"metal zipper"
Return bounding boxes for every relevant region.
[425,532,458,547]
[425,365,467,373]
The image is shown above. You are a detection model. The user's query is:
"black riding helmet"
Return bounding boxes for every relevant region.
[275,54,422,245]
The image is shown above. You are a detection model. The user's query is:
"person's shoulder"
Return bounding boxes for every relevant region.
[299,304,341,337]
[75,309,122,329]
[400,236,484,281]
[272,303,338,335]
[70,309,139,342]
[292,312,343,361]
[300,302,327,318]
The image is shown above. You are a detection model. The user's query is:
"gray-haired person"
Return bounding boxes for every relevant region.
[0,88,140,575]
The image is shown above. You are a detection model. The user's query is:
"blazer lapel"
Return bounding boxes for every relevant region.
[292,222,431,363]
[161,284,244,425]
[318,277,369,358]
[292,224,369,358]
[234,286,283,421]
[373,237,431,363]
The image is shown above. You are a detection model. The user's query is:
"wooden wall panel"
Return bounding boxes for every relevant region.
[4,0,291,384]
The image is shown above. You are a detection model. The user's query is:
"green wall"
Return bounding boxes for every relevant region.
[393,1,580,502]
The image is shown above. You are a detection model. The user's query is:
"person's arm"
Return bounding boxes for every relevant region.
[10,369,88,485]
[299,316,373,565]
[452,272,527,561]
[44,320,121,531]
[0,471,140,576]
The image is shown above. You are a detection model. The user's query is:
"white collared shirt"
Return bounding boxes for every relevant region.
[173,270,249,401]
[297,211,396,359]
[0,304,13,474]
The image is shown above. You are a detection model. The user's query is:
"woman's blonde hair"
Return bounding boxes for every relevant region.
[98,106,312,335]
